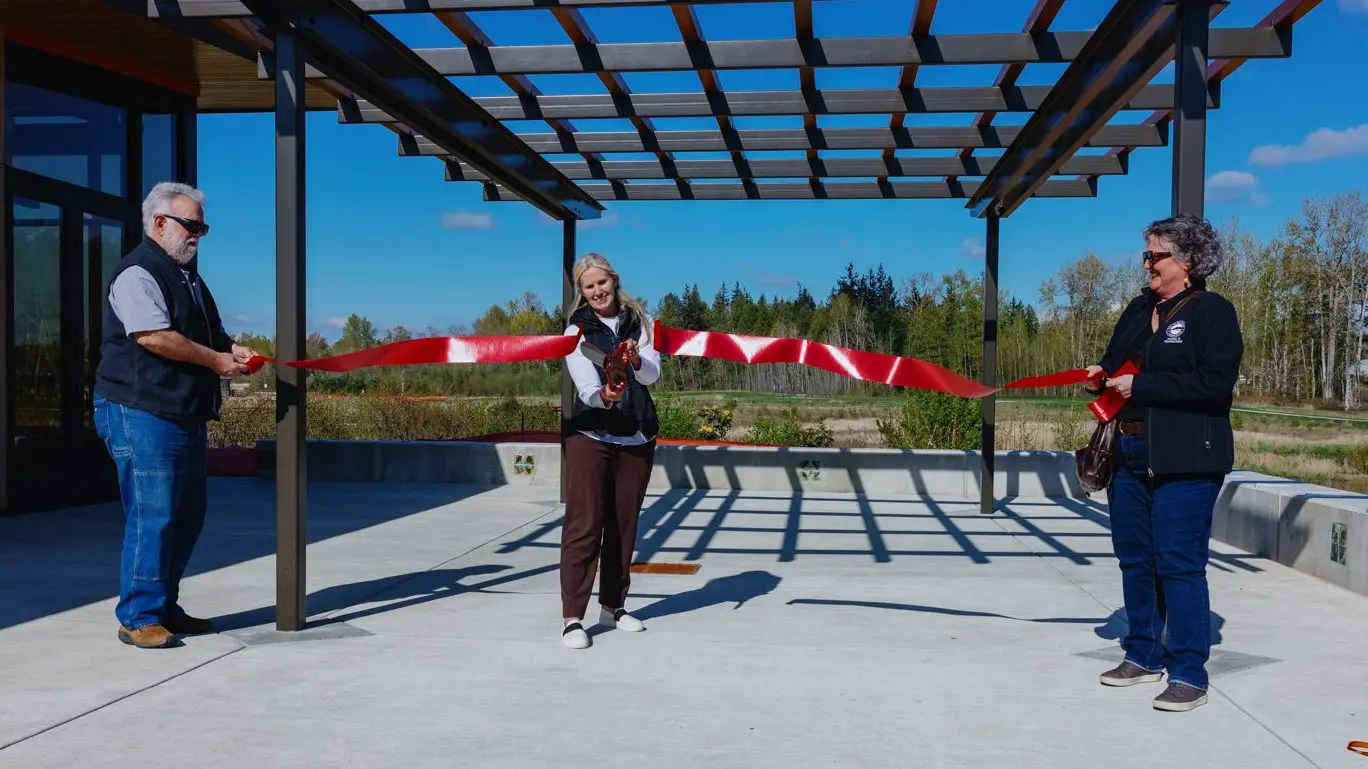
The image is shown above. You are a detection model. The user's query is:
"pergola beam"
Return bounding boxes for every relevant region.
[967,0,1184,218]
[401,124,1166,155]
[448,154,1124,181]
[484,178,1096,202]
[149,0,814,15]
[267,28,1286,79]
[345,83,1212,123]
[236,0,601,221]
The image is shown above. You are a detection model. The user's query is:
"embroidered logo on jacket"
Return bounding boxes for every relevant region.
[1164,320,1186,344]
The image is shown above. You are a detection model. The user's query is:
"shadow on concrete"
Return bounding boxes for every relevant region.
[1093,607,1226,646]
[786,597,1108,625]
[497,489,1125,566]
[0,480,498,632]
[1038,496,1265,574]
[633,570,781,621]
[211,562,557,631]
[657,446,1079,500]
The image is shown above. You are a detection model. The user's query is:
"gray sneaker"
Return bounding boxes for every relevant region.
[1099,661,1164,687]
[1153,683,1208,712]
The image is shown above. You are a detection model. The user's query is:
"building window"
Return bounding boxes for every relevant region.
[4,81,127,197]
[141,112,178,195]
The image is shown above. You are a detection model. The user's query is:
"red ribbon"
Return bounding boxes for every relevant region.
[244,330,582,374]
[242,322,1105,402]
[651,322,1090,398]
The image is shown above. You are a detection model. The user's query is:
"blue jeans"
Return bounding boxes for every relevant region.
[1107,433,1220,690]
[93,394,208,630]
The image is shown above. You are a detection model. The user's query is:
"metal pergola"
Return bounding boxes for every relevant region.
[132,0,1318,631]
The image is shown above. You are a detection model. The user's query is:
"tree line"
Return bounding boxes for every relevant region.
[234,189,1368,408]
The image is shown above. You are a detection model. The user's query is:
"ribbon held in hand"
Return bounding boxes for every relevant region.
[243,330,583,374]
[652,321,1091,398]
[1088,361,1140,422]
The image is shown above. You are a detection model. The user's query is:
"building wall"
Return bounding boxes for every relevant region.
[1,34,198,514]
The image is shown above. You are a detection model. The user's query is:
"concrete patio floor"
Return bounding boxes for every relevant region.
[2,479,1365,768]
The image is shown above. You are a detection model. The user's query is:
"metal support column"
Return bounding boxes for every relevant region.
[980,212,999,515]
[1172,0,1210,218]
[0,27,9,511]
[274,29,308,631]
[180,103,198,187]
[560,219,576,505]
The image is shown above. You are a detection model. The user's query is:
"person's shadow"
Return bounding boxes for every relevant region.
[1094,608,1225,646]
[631,570,782,623]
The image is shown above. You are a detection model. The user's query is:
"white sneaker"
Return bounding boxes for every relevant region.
[561,621,590,649]
[600,606,645,632]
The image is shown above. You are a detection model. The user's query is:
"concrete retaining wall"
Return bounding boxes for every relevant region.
[253,440,1367,596]
[254,439,1084,498]
[1214,470,1366,596]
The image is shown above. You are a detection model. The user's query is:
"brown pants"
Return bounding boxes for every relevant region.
[560,434,656,619]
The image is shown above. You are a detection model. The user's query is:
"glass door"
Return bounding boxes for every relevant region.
[8,196,123,511]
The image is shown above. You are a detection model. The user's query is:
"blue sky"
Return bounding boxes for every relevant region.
[196,0,1368,340]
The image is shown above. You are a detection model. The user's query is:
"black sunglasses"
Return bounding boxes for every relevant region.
[1142,250,1172,265]
[162,214,209,237]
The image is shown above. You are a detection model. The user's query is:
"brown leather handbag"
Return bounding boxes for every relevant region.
[1075,418,1119,494]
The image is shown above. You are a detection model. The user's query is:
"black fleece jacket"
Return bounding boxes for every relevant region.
[1092,283,1244,478]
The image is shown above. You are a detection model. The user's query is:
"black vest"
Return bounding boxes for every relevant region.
[94,237,229,422]
[569,305,658,440]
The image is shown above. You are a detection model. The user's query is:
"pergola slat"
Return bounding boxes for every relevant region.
[400,124,1166,155]
[148,0,813,16]
[447,154,1124,181]
[484,178,1096,201]
[345,83,1211,123]
[268,28,1286,79]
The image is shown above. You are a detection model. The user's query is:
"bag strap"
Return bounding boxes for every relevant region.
[1158,290,1202,327]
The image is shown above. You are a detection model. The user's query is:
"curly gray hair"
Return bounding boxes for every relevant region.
[1143,213,1224,280]
[142,181,205,236]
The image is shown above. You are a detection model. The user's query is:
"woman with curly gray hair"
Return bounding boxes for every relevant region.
[1083,213,1244,712]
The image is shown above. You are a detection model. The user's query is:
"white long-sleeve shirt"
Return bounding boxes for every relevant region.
[563,313,661,445]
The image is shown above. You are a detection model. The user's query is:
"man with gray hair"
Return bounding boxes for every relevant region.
[93,181,256,649]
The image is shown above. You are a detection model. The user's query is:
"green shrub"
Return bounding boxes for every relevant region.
[697,402,735,441]
[1231,411,1245,431]
[877,390,981,450]
[484,394,524,434]
[1347,443,1368,474]
[654,395,701,439]
[743,406,835,447]
[1050,413,1092,451]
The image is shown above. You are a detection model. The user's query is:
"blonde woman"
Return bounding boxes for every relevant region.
[559,253,661,649]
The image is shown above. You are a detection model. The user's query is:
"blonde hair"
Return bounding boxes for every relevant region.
[569,252,651,343]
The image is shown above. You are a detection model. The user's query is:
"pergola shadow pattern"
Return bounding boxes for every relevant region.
[494,489,1266,575]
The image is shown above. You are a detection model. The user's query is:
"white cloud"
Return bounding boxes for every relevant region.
[1340,0,1368,14]
[1206,170,1266,206]
[324,317,347,328]
[1249,124,1368,167]
[961,236,986,258]
[441,210,495,230]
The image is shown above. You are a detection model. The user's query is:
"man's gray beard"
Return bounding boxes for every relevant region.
[166,238,196,265]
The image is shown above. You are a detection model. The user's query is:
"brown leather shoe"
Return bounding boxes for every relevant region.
[117,624,177,649]
[163,613,213,635]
